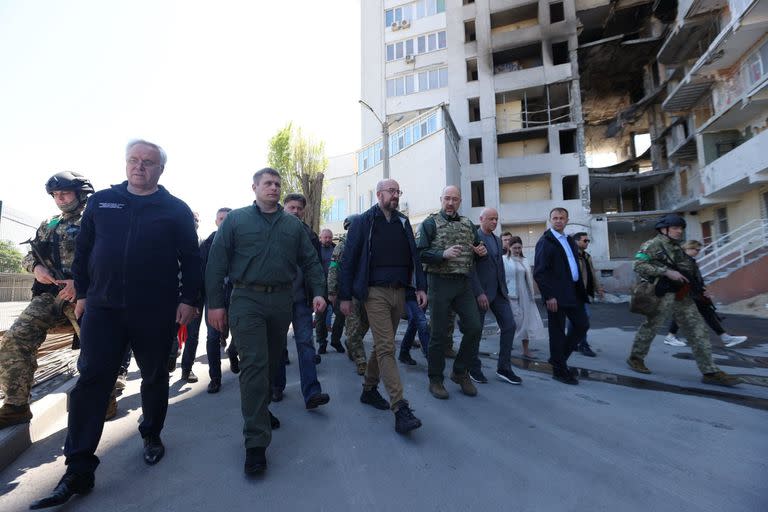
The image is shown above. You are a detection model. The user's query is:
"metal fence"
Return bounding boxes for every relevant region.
[0,273,33,302]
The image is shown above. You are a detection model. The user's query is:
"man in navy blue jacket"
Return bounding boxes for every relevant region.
[31,139,202,510]
[339,179,427,435]
[533,207,588,385]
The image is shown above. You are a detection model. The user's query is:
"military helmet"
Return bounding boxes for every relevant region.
[655,213,686,230]
[45,171,95,195]
[343,214,359,231]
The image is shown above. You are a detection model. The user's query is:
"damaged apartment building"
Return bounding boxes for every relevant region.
[322,0,767,295]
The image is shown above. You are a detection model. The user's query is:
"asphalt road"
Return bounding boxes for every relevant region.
[1,304,766,511]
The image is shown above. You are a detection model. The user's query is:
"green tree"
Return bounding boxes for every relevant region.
[267,123,328,233]
[0,239,24,273]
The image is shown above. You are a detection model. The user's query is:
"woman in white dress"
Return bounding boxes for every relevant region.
[502,235,544,360]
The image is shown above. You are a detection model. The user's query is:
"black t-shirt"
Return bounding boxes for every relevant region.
[369,212,412,287]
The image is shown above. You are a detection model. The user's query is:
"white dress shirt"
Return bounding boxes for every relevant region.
[550,228,579,282]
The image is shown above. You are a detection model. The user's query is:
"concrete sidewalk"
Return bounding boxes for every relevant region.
[0,303,766,511]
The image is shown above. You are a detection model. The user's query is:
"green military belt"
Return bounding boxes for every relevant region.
[232,282,291,293]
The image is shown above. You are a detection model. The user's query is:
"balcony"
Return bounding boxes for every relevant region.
[490,3,540,49]
[693,0,768,76]
[493,63,572,93]
[662,73,714,112]
[656,16,715,66]
[495,82,572,135]
[701,129,768,197]
[666,120,699,160]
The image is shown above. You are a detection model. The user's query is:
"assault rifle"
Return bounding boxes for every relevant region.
[22,238,81,343]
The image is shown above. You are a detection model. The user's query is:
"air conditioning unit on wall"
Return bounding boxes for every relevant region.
[400,19,410,28]
[405,54,415,63]
[391,21,401,31]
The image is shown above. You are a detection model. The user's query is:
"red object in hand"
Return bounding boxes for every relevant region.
[177,324,188,350]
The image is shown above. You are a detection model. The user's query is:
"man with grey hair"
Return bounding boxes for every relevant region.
[31,139,202,509]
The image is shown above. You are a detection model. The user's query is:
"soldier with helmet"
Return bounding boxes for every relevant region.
[626,213,740,386]
[0,171,97,429]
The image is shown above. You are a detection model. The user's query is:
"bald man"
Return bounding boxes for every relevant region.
[339,179,426,434]
[416,186,487,399]
[469,208,522,385]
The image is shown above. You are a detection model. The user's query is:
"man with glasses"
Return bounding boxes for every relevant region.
[31,140,202,509]
[339,179,426,434]
[569,232,604,357]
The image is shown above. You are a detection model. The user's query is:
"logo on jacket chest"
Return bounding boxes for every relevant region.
[99,202,126,209]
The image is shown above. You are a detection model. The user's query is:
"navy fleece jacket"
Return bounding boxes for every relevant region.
[72,181,202,309]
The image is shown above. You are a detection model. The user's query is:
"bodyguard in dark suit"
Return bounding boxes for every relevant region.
[533,207,589,385]
[470,208,521,385]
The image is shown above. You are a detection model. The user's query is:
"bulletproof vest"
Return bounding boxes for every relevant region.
[30,213,81,297]
[423,213,476,275]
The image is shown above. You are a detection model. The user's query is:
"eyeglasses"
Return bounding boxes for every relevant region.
[383,188,403,196]
[127,157,159,168]
[583,239,591,243]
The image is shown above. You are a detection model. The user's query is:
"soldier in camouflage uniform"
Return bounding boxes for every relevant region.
[328,215,368,376]
[0,172,98,429]
[416,185,488,399]
[626,213,740,387]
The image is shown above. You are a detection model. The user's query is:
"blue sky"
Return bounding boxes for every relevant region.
[0,0,361,235]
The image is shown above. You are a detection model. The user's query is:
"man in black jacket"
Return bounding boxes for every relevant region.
[31,139,202,510]
[533,207,588,385]
[201,207,233,393]
[339,179,426,434]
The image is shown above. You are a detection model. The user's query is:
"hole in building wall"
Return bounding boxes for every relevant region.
[469,138,483,164]
[549,2,564,23]
[551,41,569,65]
[471,180,486,207]
[562,175,579,200]
[464,19,477,42]
[559,129,576,154]
[468,97,481,122]
[463,0,475,4]
[466,58,479,81]
[493,43,543,73]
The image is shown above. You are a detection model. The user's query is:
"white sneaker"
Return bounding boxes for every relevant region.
[664,334,686,347]
[721,333,747,347]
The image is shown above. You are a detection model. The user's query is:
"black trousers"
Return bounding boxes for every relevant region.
[64,303,176,474]
[546,299,589,375]
[670,299,724,336]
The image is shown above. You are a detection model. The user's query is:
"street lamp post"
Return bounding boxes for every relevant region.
[359,100,391,180]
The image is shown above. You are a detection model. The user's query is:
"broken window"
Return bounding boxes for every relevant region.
[499,175,552,202]
[466,58,478,81]
[471,180,485,207]
[549,2,564,23]
[464,19,477,42]
[551,41,569,65]
[468,97,481,122]
[490,3,538,33]
[559,129,576,154]
[493,43,543,74]
[562,175,579,200]
[469,138,483,164]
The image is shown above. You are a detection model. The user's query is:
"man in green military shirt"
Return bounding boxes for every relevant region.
[417,185,488,399]
[327,215,369,375]
[626,213,739,386]
[206,167,327,474]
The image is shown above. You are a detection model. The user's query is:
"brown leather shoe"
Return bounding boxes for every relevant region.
[356,362,367,376]
[450,372,477,396]
[429,380,449,399]
[0,403,32,429]
[702,371,741,387]
[104,396,118,421]
[626,357,651,374]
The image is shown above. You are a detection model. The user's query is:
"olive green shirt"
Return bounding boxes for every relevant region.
[633,234,696,281]
[205,202,325,309]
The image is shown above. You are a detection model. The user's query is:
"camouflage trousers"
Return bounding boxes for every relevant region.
[344,299,369,365]
[0,293,69,405]
[630,293,718,374]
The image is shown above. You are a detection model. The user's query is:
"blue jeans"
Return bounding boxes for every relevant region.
[400,299,429,356]
[471,292,516,373]
[567,303,591,348]
[273,300,322,403]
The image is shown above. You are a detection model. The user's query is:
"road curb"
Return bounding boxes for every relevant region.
[0,376,76,472]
